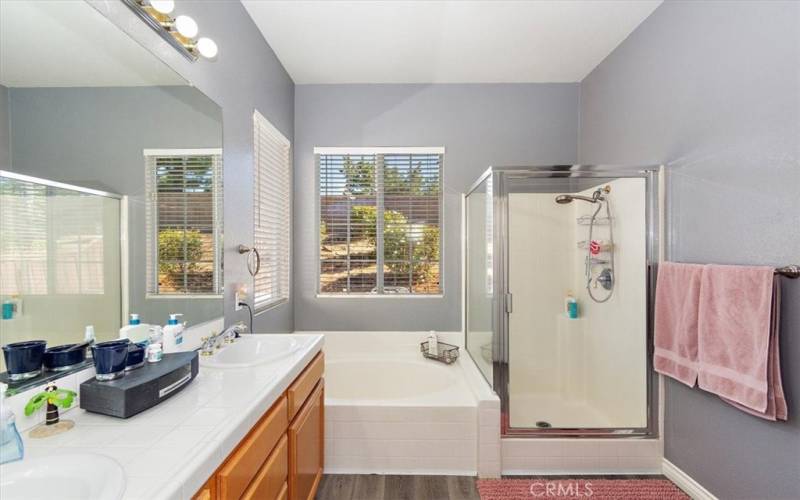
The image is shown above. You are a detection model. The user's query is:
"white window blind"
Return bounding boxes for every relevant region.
[253,111,291,311]
[317,147,443,295]
[145,149,223,296]
[0,177,48,295]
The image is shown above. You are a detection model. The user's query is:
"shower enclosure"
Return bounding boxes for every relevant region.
[465,166,659,437]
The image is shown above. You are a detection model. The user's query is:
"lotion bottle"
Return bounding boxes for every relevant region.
[162,313,185,353]
[120,314,151,343]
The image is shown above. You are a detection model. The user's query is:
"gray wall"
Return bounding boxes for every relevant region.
[0,84,9,169]
[579,1,800,498]
[7,86,222,327]
[89,0,295,332]
[295,84,579,331]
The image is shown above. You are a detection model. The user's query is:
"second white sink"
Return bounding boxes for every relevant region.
[0,453,125,500]
[200,335,299,368]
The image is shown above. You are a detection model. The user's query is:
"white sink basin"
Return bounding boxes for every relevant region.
[0,453,125,500]
[200,335,299,368]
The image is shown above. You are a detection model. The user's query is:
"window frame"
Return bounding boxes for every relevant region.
[252,111,292,313]
[144,148,223,299]
[315,146,445,298]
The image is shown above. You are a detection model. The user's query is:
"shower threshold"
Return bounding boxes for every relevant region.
[510,393,618,430]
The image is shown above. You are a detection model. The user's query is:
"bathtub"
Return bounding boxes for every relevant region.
[319,331,500,477]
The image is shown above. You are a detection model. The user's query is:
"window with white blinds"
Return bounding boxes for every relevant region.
[145,149,223,296]
[253,111,291,311]
[0,177,48,295]
[317,147,443,295]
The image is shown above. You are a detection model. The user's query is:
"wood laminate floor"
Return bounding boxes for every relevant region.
[315,474,672,500]
[315,475,480,500]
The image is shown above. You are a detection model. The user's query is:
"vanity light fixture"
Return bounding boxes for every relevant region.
[122,0,218,62]
[196,38,219,59]
[174,15,198,39]
[148,0,174,15]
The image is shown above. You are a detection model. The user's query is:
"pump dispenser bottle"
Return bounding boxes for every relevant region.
[163,313,185,353]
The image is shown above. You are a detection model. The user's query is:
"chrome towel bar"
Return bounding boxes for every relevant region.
[775,265,799,279]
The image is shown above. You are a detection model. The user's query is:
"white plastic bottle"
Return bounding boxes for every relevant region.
[120,314,151,343]
[427,331,439,357]
[162,313,185,353]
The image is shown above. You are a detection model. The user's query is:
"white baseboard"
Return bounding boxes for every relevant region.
[662,459,717,500]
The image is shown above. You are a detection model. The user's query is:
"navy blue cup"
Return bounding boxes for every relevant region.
[2,340,47,380]
[125,342,147,371]
[44,344,88,372]
[92,339,130,381]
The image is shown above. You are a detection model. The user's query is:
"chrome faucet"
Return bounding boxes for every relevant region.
[222,321,248,342]
[199,322,248,356]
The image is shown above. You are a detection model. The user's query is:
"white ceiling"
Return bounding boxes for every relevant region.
[0,0,186,87]
[242,0,662,84]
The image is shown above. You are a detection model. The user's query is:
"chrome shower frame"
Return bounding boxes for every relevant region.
[465,165,661,438]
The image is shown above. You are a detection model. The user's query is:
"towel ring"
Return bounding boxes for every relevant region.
[238,245,261,277]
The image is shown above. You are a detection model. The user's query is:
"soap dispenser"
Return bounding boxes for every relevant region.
[120,313,151,343]
[162,313,185,353]
[0,382,24,464]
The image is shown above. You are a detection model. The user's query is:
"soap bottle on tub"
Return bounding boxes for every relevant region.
[162,313,185,353]
[427,331,439,357]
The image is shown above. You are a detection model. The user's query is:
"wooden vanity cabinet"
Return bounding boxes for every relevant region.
[192,353,324,500]
[288,381,324,500]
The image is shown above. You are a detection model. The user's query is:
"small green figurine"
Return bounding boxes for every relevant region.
[25,382,77,437]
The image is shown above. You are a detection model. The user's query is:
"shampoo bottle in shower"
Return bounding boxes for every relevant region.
[565,292,579,319]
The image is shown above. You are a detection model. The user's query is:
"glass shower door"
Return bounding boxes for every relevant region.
[465,174,494,386]
[503,172,652,433]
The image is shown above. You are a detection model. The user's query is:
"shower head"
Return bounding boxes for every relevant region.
[555,186,610,205]
[554,194,598,204]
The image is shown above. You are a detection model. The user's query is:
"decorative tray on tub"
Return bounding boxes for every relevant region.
[420,341,460,364]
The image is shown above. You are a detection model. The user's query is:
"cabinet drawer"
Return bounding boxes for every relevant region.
[218,396,288,500]
[242,435,288,500]
[287,353,324,420]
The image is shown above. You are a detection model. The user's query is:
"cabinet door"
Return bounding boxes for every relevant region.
[288,381,324,500]
[242,435,288,500]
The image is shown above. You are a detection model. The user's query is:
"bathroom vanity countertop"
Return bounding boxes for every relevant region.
[15,333,324,500]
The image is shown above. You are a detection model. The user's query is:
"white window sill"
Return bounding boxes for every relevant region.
[146,294,223,300]
[315,293,444,299]
[254,297,289,315]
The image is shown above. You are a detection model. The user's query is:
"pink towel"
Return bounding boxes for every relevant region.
[697,264,786,421]
[654,262,704,386]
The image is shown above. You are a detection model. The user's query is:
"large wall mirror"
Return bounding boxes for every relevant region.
[0,1,223,379]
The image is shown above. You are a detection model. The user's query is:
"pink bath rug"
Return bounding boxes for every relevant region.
[476,478,689,499]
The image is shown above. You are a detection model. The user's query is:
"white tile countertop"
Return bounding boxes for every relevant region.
[9,333,324,500]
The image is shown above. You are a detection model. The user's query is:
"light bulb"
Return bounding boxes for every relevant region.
[174,15,198,38]
[196,37,218,59]
[148,0,174,14]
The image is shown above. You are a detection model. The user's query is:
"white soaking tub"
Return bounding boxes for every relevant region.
[318,331,500,477]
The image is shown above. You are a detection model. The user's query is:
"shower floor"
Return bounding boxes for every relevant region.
[509,393,614,429]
